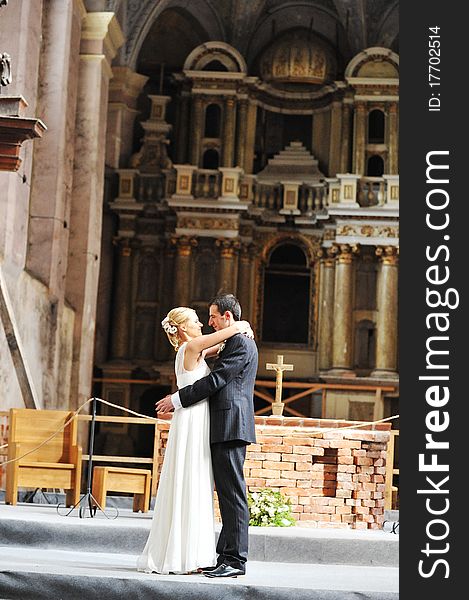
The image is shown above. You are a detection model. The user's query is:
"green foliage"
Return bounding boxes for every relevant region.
[247,489,296,527]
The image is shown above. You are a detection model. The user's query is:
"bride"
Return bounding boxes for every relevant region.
[137,306,253,575]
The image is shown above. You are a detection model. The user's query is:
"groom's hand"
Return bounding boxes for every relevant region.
[155,394,174,414]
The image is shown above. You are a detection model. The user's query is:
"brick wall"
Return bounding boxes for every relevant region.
[156,416,390,529]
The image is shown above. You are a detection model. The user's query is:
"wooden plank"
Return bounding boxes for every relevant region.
[283,388,319,404]
[283,405,308,418]
[255,380,395,391]
[92,378,160,385]
[82,455,153,464]
[77,415,156,425]
[384,429,397,510]
[253,389,275,403]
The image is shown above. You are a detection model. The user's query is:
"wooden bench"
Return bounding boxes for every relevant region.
[5,408,82,507]
[92,466,152,512]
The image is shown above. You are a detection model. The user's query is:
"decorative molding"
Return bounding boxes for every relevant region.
[336,223,399,239]
[177,215,238,232]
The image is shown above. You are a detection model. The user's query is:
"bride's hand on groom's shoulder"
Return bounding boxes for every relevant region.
[155,394,174,414]
[236,320,255,339]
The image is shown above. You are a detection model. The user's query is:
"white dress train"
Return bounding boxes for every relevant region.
[137,343,216,574]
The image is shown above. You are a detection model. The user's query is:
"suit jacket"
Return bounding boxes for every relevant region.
[178,333,258,444]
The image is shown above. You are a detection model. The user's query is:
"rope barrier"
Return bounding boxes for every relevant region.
[289,414,399,436]
[97,397,160,421]
[0,397,399,469]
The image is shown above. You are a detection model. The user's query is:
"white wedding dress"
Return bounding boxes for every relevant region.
[137,342,216,574]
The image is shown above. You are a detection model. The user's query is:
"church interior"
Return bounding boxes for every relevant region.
[0,0,399,473]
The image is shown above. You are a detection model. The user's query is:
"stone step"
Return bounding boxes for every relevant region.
[0,546,399,600]
[384,509,399,522]
[0,502,399,568]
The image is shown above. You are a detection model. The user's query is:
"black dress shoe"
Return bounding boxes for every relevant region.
[204,563,245,578]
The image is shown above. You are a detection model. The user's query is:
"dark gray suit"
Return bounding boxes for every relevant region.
[178,333,258,569]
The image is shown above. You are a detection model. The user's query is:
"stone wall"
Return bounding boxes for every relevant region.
[0,269,75,410]
[155,415,390,530]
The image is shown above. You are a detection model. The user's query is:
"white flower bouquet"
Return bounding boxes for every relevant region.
[247,489,296,527]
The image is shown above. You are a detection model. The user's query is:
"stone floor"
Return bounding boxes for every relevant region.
[0,501,399,599]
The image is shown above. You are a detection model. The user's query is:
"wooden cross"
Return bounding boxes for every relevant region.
[265,355,294,416]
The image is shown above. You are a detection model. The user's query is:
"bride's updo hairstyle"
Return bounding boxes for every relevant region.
[161,307,195,351]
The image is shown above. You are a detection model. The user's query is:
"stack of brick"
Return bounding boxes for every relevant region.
[155,416,390,530]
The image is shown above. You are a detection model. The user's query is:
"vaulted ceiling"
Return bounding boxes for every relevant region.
[87,0,399,72]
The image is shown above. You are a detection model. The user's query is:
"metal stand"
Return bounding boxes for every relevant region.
[57,397,118,519]
[23,487,53,504]
[383,520,399,534]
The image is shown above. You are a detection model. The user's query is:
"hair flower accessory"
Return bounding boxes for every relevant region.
[161,316,178,335]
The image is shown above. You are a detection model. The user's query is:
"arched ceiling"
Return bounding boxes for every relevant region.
[104,0,398,73]
[137,8,210,77]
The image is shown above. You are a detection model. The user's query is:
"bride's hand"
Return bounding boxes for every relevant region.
[236,320,255,339]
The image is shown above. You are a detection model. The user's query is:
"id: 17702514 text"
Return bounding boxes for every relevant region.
[428,26,441,112]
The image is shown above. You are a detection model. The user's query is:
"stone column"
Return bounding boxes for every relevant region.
[328,101,342,177]
[388,103,398,174]
[172,236,197,307]
[66,12,124,408]
[176,93,190,164]
[158,241,176,360]
[236,98,248,169]
[216,239,240,293]
[109,238,134,360]
[24,0,84,295]
[317,247,336,371]
[243,101,257,173]
[331,244,358,374]
[190,95,203,166]
[237,243,253,321]
[222,97,237,168]
[340,103,352,173]
[372,246,399,377]
[107,66,148,168]
[353,102,366,175]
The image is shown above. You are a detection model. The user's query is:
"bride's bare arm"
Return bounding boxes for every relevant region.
[186,321,252,357]
[203,344,221,358]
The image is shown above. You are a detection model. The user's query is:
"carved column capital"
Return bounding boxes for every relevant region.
[171,235,198,257]
[376,245,399,266]
[216,238,241,259]
[317,246,338,267]
[112,236,140,257]
[332,243,360,264]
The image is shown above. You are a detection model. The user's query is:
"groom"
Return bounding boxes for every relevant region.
[156,293,258,578]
